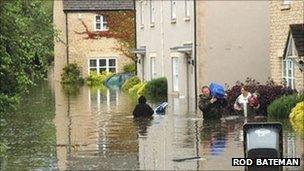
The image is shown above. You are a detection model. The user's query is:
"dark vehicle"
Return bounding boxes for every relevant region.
[104,72,134,88]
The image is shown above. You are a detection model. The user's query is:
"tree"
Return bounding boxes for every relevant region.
[0,0,54,113]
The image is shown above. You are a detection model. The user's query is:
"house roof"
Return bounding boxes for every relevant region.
[284,24,304,57]
[63,0,134,11]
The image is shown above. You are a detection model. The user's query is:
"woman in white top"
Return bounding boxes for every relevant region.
[234,86,252,117]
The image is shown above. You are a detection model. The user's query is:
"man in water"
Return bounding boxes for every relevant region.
[199,86,227,119]
[133,95,154,117]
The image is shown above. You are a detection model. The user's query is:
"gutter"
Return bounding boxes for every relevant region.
[133,0,137,75]
[65,12,69,64]
[194,0,198,109]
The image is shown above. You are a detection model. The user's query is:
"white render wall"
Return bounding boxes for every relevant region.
[136,0,195,99]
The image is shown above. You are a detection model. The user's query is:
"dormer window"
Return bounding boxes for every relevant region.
[282,35,297,89]
[94,15,107,31]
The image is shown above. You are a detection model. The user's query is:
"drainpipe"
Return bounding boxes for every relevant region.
[65,12,69,64]
[133,0,137,75]
[193,0,198,109]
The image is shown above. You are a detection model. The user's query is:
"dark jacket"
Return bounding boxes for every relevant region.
[198,94,227,119]
[133,96,154,117]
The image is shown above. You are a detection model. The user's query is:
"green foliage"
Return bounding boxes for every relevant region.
[144,77,167,100]
[129,82,146,96]
[0,0,54,113]
[123,63,136,73]
[86,71,113,86]
[61,63,84,85]
[289,101,304,134]
[267,94,304,118]
[121,76,140,92]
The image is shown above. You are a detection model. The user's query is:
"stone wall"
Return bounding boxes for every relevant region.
[269,1,304,90]
[53,5,133,81]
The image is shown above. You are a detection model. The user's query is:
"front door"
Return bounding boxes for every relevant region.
[172,57,179,92]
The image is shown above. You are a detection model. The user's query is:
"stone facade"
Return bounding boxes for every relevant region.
[269,1,304,90]
[53,1,133,81]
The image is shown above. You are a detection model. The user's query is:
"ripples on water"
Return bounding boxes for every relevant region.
[0,82,303,170]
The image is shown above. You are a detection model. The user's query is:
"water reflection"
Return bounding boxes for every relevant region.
[1,80,303,170]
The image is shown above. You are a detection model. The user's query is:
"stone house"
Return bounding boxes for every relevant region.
[134,0,270,102]
[269,0,304,91]
[53,0,134,81]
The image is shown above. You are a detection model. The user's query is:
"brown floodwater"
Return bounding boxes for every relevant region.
[0,79,303,170]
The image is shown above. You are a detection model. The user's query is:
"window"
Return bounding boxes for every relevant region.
[149,0,155,25]
[89,58,116,74]
[283,0,292,5]
[185,0,190,19]
[171,0,177,21]
[172,57,179,92]
[282,59,295,89]
[94,15,107,31]
[282,36,296,89]
[139,1,144,27]
[150,57,156,79]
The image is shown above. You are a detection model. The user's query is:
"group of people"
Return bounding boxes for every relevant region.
[199,85,260,119]
[132,85,260,119]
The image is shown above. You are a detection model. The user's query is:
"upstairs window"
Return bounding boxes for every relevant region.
[94,15,107,31]
[139,1,144,27]
[150,0,155,25]
[185,0,190,19]
[171,0,177,22]
[283,0,292,5]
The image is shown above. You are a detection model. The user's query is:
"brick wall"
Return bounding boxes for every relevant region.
[269,1,304,90]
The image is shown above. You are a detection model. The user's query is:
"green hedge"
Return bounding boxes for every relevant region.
[61,63,84,85]
[123,63,136,73]
[86,71,113,86]
[144,77,167,100]
[267,94,304,118]
[121,76,140,92]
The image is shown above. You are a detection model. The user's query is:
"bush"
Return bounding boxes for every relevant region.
[224,78,295,115]
[121,76,140,92]
[123,63,136,73]
[289,101,304,134]
[144,77,167,100]
[129,82,146,96]
[86,71,113,86]
[61,63,84,84]
[267,94,304,118]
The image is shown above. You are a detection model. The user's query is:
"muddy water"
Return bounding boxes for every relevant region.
[0,81,303,170]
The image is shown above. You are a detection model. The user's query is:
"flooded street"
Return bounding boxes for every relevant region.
[0,80,303,170]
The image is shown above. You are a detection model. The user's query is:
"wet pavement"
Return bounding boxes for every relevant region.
[0,80,303,170]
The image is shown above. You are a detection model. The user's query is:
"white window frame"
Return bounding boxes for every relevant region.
[88,58,117,74]
[283,0,292,5]
[282,36,296,89]
[94,15,108,31]
[171,0,177,22]
[149,0,155,25]
[150,57,156,79]
[139,1,144,27]
[172,57,179,92]
[185,0,190,19]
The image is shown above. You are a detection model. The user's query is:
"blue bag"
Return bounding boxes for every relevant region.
[209,82,225,99]
[155,102,168,114]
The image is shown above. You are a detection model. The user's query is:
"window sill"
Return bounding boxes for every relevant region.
[95,29,109,32]
[280,4,291,10]
[140,25,144,29]
[150,23,155,28]
[171,19,176,24]
[184,17,190,22]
